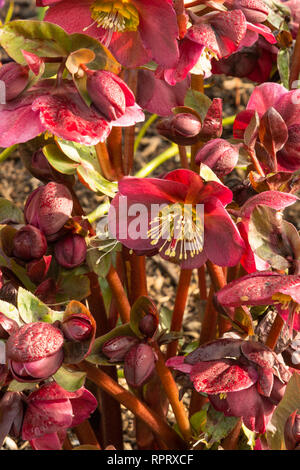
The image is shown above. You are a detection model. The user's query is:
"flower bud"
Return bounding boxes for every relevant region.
[0,391,23,446]
[25,182,73,237]
[13,225,47,261]
[62,314,93,342]
[34,278,57,305]
[27,255,52,284]
[54,234,87,269]
[284,411,300,450]
[157,113,201,145]
[0,63,29,102]
[30,149,74,185]
[195,139,239,176]
[139,314,158,339]
[7,321,64,382]
[0,282,18,306]
[102,335,139,362]
[124,343,156,388]
[87,70,134,121]
[224,0,269,23]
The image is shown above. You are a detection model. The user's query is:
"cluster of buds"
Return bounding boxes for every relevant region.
[102,297,159,388]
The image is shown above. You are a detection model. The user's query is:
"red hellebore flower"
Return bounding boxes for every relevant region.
[234,82,300,172]
[0,77,143,147]
[6,322,64,382]
[108,169,245,269]
[216,270,300,331]
[36,0,179,69]
[166,338,291,433]
[22,382,98,450]
[235,190,298,273]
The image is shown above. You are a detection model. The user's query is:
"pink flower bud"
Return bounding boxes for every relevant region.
[27,255,52,284]
[102,335,139,362]
[87,70,134,121]
[31,149,73,184]
[139,314,158,339]
[7,322,64,382]
[62,315,93,342]
[195,139,240,176]
[157,113,201,145]
[0,63,29,101]
[124,343,156,388]
[13,225,47,261]
[25,182,73,237]
[54,234,87,269]
[224,0,269,23]
[284,411,300,450]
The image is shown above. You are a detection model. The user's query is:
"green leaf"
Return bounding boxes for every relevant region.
[43,143,78,175]
[56,271,91,303]
[267,373,300,450]
[190,409,207,436]
[53,366,86,392]
[206,405,239,444]
[159,306,173,331]
[278,48,290,89]
[86,238,120,279]
[0,300,22,326]
[0,198,24,224]
[17,287,63,323]
[7,380,37,392]
[0,20,121,76]
[184,89,212,124]
[248,205,292,270]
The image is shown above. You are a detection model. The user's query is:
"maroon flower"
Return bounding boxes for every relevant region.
[167,338,291,433]
[216,271,300,331]
[123,342,157,388]
[6,322,64,382]
[22,382,97,450]
[37,0,179,69]
[195,139,240,176]
[108,169,245,269]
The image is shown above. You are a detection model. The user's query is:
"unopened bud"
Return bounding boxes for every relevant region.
[87,70,134,121]
[102,335,139,362]
[124,343,156,388]
[0,63,29,102]
[139,314,158,339]
[62,315,93,342]
[284,411,300,450]
[195,139,239,176]
[157,113,201,145]
[54,234,87,269]
[13,225,47,261]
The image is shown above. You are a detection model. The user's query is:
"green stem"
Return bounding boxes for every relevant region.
[4,0,14,24]
[0,145,17,163]
[134,114,158,153]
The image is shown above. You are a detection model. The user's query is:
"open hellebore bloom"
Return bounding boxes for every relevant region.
[108,169,245,269]
[6,322,64,382]
[234,82,300,172]
[166,338,291,433]
[37,0,179,69]
[25,182,73,239]
[216,271,300,331]
[235,190,298,273]
[22,382,98,450]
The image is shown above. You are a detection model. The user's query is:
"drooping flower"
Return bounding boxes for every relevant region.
[37,0,179,69]
[0,77,143,147]
[234,82,300,171]
[216,271,300,331]
[6,322,64,382]
[195,138,240,176]
[108,169,245,269]
[166,338,291,433]
[22,382,98,450]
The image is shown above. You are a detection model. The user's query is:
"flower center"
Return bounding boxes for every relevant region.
[147,203,204,261]
[272,293,300,313]
[89,0,139,33]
